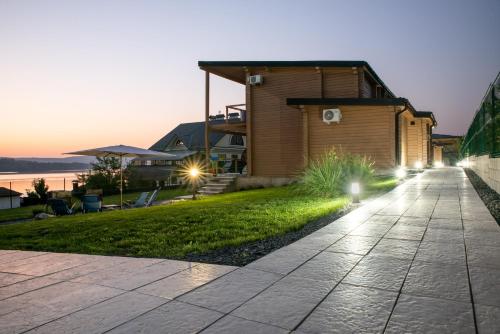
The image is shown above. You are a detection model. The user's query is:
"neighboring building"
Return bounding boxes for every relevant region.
[199,60,436,177]
[432,134,462,166]
[132,121,246,183]
[0,187,22,210]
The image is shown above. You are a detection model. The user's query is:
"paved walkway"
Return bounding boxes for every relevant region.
[0,167,499,333]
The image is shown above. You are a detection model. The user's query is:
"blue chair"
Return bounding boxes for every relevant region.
[124,192,149,208]
[82,195,102,213]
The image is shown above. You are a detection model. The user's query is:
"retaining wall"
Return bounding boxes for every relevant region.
[468,155,500,194]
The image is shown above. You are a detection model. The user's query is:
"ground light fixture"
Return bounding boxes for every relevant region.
[415,161,423,170]
[189,167,200,199]
[351,182,360,204]
[396,168,407,179]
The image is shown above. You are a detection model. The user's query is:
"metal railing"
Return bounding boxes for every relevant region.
[460,72,500,158]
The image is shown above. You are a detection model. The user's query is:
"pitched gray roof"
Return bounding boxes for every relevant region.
[0,187,22,197]
[149,121,225,152]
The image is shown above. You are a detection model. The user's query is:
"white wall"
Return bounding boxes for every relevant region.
[468,155,500,194]
[0,196,21,210]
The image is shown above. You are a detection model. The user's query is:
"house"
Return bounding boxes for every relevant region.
[432,134,462,166]
[199,60,436,179]
[132,121,246,183]
[0,187,22,210]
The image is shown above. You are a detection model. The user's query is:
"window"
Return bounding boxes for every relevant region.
[410,121,416,126]
[175,139,184,146]
[230,135,244,146]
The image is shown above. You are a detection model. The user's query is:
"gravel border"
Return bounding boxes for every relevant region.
[464,168,500,224]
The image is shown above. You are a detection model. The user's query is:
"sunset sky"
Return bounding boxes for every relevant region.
[1,0,499,157]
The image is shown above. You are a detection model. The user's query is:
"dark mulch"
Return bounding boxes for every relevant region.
[185,206,354,266]
[464,168,500,224]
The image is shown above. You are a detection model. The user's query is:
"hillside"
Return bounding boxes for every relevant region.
[0,158,90,173]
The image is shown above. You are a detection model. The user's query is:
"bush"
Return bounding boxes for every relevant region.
[298,148,374,197]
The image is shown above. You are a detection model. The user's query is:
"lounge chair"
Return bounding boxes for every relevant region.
[145,189,159,207]
[124,192,149,208]
[81,194,102,213]
[47,198,73,216]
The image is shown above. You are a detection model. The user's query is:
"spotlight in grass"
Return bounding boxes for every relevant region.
[351,182,360,204]
[189,167,199,178]
[180,160,206,200]
[396,168,406,179]
[434,161,444,168]
[415,161,423,170]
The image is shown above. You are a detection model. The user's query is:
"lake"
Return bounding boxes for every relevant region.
[0,171,85,195]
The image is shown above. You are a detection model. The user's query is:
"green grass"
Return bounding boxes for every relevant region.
[102,188,188,205]
[0,188,187,223]
[0,205,45,223]
[0,178,397,258]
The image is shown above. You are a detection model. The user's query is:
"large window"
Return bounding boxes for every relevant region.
[230,135,244,146]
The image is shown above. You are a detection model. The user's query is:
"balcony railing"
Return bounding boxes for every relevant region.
[209,103,246,123]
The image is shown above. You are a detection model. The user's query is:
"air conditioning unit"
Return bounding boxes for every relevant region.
[323,108,342,124]
[247,75,263,86]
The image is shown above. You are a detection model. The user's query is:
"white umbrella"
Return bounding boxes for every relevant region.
[65,145,175,208]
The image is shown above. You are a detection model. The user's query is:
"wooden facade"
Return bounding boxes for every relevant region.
[199,61,436,177]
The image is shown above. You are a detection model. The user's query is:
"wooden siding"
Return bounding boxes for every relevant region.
[251,69,321,176]
[434,146,443,162]
[307,105,396,170]
[405,117,433,167]
[400,115,408,167]
[322,68,359,98]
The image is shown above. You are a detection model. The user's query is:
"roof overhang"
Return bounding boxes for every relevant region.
[198,60,395,97]
[415,111,437,126]
[287,97,436,126]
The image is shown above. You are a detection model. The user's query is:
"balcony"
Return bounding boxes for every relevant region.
[208,104,246,134]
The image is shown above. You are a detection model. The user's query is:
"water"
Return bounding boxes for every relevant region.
[0,171,85,195]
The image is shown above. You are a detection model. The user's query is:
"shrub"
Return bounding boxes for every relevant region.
[298,148,374,197]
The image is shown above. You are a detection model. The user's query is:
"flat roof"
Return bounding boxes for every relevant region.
[198,60,395,98]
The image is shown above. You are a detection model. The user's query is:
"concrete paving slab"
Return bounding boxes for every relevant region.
[108,300,223,334]
[402,261,470,302]
[137,263,236,299]
[325,235,379,255]
[201,315,289,334]
[178,268,282,313]
[343,255,411,291]
[297,283,398,334]
[385,294,475,334]
[26,292,167,334]
[287,251,361,282]
[231,276,335,329]
[469,265,500,307]
[414,241,467,265]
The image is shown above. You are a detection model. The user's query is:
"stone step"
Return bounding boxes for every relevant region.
[197,189,223,195]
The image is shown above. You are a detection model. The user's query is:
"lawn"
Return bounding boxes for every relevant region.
[0,177,397,259]
[0,188,187,223]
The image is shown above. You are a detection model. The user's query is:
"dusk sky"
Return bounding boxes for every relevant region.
[1,0,499,157]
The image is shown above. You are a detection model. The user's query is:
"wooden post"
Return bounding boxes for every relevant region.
[9,181,12,209]
[245,72,252,176]
[205,71,210,169]
[302,106,309,168]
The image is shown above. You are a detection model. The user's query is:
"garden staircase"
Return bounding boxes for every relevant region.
[197,174,237,195]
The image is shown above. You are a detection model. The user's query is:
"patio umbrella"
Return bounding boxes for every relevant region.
[65,145,175,208]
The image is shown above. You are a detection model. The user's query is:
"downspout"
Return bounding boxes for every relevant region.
[395,102,408,166]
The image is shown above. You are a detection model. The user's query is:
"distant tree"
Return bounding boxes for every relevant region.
[84,157,121,194]
[27,178,49,203]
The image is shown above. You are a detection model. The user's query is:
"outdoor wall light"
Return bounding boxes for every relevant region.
[189,168,200,178]
[415,161,423,170]
[351,182,360,204]
[396,168,406,179]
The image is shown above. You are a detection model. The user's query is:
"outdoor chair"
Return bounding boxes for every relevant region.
[81,194,102,213]
[47,198,73,216]
[123,192,149,208]
[145,189,159,207]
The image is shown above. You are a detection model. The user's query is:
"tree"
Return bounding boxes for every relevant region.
[26,178,49,203]
[84,157,121,194]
